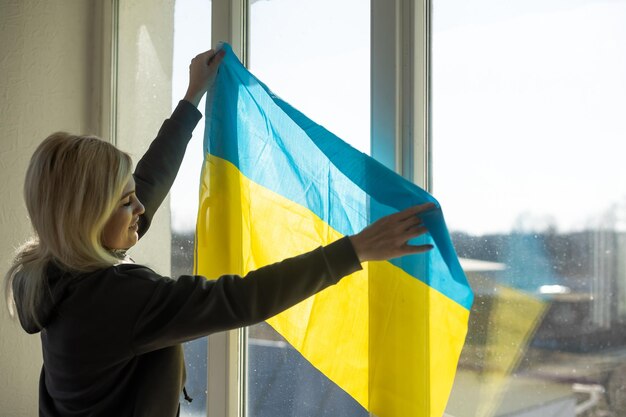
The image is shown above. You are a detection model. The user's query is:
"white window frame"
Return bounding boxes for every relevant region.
[95,0,119,145]
[208,0,431,416]
[208,4,249,417]
[372,0,431,189]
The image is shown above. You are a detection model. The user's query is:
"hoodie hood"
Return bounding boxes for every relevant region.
[13,262,73,334]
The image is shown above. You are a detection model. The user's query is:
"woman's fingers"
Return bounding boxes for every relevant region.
[206,49,225,68]
[349,203,436,263]
[405,225,429,238]
[392,203,435,231]
[403,243,435,256]
[397,202,436,220]
[184,48,226,106]
[401,215,424,231]
[194,49,223,64]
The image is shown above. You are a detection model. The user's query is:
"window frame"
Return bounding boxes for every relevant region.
[207,4,249,417]
[103,0,119,147]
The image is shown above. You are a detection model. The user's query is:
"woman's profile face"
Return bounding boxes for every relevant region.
[102,177,145,250]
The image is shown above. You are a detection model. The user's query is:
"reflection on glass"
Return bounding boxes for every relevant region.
[248,0,370,415]
[433,1,626,416]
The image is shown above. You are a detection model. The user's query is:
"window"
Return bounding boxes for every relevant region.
[433,1,626,416]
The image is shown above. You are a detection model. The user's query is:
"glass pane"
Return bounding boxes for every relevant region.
[433,1,626,416]
[247,0,370,415]
[171,1,212,416]
[249,0,370,154]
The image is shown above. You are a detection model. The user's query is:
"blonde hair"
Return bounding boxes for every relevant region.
[5,132,133,327]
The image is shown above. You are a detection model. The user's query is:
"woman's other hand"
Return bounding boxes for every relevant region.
[183,48,226,107]
[349,203,436,262]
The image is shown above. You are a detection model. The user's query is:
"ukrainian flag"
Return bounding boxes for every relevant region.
[196,44,473,417]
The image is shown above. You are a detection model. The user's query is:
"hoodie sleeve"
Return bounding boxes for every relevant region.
[130,236,361,355]
[134,100,202,238]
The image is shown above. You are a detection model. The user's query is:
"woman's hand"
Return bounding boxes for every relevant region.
[183,48,226,107]
[349,203,435,262]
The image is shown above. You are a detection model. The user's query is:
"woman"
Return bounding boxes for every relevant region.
[5,48,434,416]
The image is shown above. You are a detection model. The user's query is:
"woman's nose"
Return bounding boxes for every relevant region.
[134,198,146,216]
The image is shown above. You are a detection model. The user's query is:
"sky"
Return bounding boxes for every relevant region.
[432,0,626,234]
[170,0,626,236]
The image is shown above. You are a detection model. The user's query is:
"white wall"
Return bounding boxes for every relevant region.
[0,1,97,414]
[0,1,174,414]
